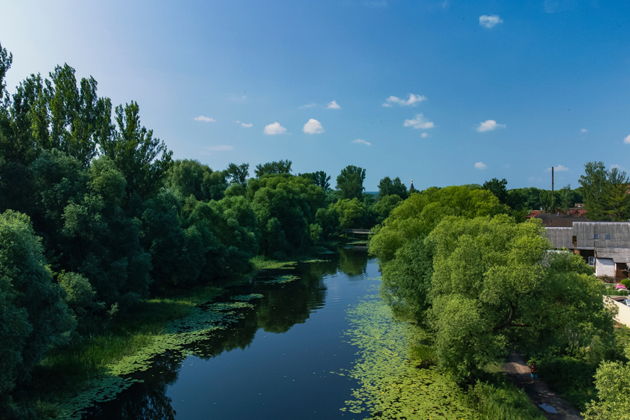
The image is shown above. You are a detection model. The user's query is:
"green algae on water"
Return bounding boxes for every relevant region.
[259,274,299,285]
[231,293,264,302]
[54,301,255,419]
[341,291,476,419]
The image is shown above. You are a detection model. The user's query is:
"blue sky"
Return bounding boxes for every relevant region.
[2,0,630,190]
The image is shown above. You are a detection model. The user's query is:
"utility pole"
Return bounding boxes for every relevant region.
[551,166,555,212]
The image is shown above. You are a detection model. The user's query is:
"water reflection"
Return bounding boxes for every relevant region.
[83,248,372,420]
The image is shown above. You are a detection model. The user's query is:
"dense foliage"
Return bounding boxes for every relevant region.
[371,182,627,418]
[0,43,416,417]
[579,161,630,221]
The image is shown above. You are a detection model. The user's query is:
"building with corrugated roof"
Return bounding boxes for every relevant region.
[545,221,630,279]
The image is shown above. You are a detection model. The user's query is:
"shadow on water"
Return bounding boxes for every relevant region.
[83,247,371,420]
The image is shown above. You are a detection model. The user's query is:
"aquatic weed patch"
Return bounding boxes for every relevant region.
[251,256,299,270]
[258,274,300,285]
[342,293,476,419]
[53,301,255,419]
[231,293,265,302]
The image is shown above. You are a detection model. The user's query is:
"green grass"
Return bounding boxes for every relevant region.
[467,380,545,420]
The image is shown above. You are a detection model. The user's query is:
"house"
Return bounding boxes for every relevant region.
[545,221,630,279]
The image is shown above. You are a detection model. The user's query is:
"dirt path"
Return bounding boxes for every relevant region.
[502,353,583,420]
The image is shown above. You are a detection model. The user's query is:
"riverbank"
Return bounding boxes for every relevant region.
[27,255,309,419]
[343,291,547,419]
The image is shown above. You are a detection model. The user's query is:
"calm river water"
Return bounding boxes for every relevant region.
[85,248,380,419]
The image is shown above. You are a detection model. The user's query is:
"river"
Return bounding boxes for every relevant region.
[84,247,379,419]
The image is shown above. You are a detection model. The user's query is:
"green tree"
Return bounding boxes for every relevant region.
[225,162,249,185]
[579,161,630,221]
[378,176,408,199]
[0,43,10,101]
[482,177,508,204]
[166,159,227,201]
[372,194,402,223]
[100,101,172,203]
[62,157,151,306]
[58,271,103,333]
[426,215,613,380]
[583,360,630,420]
[332,198,369,229]
[248,175,325,256]
[301,170,331,191]
[254,160,292,177]
[369,186,506,262]
[336,165,366,200]
[0,211,74,407]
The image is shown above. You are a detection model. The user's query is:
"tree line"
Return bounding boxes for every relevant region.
[370,184,629,418]
[0,43,416,417]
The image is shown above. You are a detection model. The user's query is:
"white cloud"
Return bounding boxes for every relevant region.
[263,122,287,135]
[580,128,588,134]
[611,164,624,170]
[299,103,317,109]
[403,114,435,130]
[353,139,372,146]
[326,100,341,110]
[624,134,630,144]
[303,118,325,134]
[553,164,569,172]
[383,93,427,107]
[205,145,234,152]
[235,120,253,128]
[474,161,487,170]
[479,14,503,29]
[476,119,505,132]
[194,115,216,123]
[420,132,430,139]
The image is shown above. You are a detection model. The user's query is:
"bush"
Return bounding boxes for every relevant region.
[537,355,596,410]
[467,380,545,420]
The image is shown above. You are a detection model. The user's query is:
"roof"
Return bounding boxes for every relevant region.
[528,212,588,227]
[545,227,573,249]
[573,222,630,250]
[545,221,630,264]
[596,248,630,263]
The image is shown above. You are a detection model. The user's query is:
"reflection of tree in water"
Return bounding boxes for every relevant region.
[337,247,369,277]
[191,310,259,359]
[85,356,182,420]
[255,259,338,333]
[82,253,366,418]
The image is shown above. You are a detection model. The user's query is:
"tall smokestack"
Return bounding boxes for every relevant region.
[552,166,555,211]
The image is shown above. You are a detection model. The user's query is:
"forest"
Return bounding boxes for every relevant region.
[1,40,630,420]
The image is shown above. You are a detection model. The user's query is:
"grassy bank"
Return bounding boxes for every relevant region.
[30,284,228,418]
[35,285,223,386]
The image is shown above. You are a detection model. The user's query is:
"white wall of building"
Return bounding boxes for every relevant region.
[604,296,630,327]
[595,258,616,277]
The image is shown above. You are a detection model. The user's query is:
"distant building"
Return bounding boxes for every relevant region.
[545,221,630,279]
[527,207,588,227]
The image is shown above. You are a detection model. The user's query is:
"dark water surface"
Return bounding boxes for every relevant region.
[86,248,379,420]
